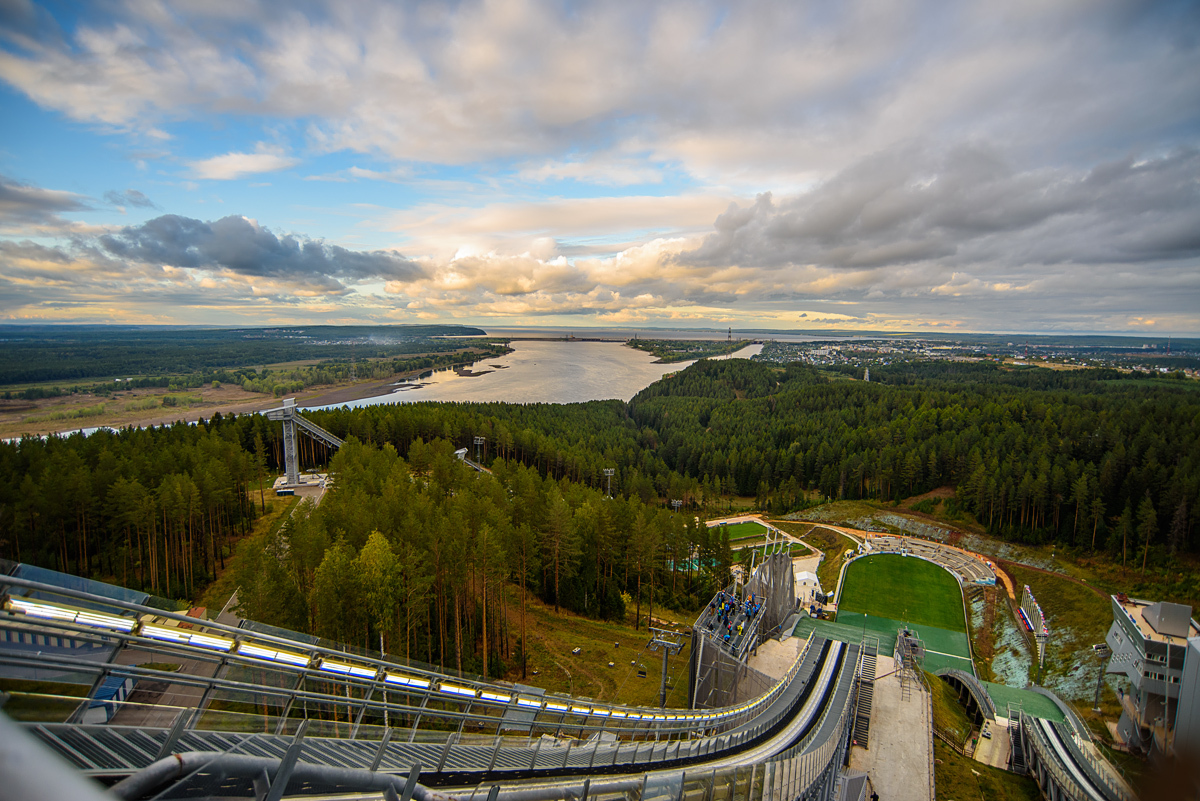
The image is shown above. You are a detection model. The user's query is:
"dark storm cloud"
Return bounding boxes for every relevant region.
[104,189,156,209]
[0,174,89,225]
[683,146,1200,272]
[99,213,425,290]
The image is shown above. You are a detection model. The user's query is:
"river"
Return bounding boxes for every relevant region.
[307,341,763,410]
[24,340,762,440]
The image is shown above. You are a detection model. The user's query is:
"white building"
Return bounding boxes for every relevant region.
[796,571,822,604]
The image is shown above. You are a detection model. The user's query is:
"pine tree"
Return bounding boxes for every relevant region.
[1168,498,1188,556]
[1137,494,1157,578]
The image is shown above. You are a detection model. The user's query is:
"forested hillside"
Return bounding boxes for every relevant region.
[0,356,1196,676]
[0,419,731,679]
[233,439,722,677]
[629,360,1198,560]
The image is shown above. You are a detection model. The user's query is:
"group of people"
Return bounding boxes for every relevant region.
[705,591,763,648]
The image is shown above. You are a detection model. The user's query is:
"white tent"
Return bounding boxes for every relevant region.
[795,570,821,604]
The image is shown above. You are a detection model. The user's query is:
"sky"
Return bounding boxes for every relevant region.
[0,0,1198,334]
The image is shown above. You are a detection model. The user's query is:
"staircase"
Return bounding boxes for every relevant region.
[1008,706,1027,774]
[963,731,976,759]
[852,637,878,748]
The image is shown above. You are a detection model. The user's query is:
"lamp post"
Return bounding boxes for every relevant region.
[603,468,615,498]
[473,435,485,462]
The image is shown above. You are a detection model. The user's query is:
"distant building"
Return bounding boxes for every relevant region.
[1105,594,1200,757]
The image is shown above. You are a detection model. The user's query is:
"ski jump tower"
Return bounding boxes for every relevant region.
[265,398,344,487]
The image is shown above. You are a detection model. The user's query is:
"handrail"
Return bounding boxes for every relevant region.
[2,635,865,801]
[0,602,825,755]
[1064,727,1137,801]
[0,574,778,735]
[925,680,936,801]
[1022,713,1092,801]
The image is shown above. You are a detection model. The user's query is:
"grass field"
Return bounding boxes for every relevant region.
[933,740,1042,801]
[1002,562,1112,702]
[711,520,769,540]
[826,554,973,672]
[839,554,966,632]
[929,670,974,743]
[506,585,698,709]
[732,540,813,557]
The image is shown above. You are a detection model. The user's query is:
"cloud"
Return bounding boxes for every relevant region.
[518,154,664,186]
[354,144,1199,333]
[304,165,412,183]
[189,148,299,180]
[104,188,156,209]
[0,174,89,225]
[98,213,424,292]
[682,145,1200,272]
[382,193,731,259]
[1,3,1199,331]
[2,1,1196,183]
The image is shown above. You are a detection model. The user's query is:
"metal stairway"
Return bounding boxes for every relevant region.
[852,637,878,748]
[1008,704,1027,774]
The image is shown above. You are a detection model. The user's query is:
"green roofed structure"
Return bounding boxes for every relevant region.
[981,680,1067,723]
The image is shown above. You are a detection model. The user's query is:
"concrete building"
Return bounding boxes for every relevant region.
[1105,594,1200,756]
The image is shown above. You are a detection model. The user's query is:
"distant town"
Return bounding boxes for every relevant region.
[753,338,1198,378]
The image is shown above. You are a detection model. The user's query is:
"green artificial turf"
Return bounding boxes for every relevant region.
[839,554,966,633]
[980,680,1066,722]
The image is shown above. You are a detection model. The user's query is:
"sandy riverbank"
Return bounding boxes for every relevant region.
[0,362,484,439]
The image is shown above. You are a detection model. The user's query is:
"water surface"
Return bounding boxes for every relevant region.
[309,341,761,409]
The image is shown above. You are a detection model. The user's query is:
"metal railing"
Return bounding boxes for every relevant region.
[0,571,868,801]
[1021,712,1134,801]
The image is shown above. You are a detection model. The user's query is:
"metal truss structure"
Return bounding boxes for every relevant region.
[0,567,866,801]
[265,398,344,486]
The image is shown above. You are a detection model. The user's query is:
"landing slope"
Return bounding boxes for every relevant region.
[839,553,966,632]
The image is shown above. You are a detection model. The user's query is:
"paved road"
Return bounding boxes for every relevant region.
[108,638,219,729]
[973,717,1012,769]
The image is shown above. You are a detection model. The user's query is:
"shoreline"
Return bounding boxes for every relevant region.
[0,358,498,440]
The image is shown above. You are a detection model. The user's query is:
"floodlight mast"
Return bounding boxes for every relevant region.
[647,626,684,708]
[671,499,682,513]
[603,468,615,498]
[473,435,485,462]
